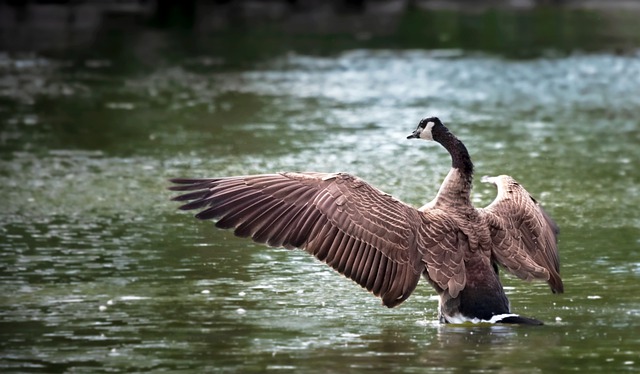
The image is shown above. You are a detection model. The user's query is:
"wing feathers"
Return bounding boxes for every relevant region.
[351,243,371,282]
[368,250,385,292]
[351,241,370,277]
[170,172,430,307]
[171,171,563,311]
[482,175,563,293]
[170,172,474,305]
[261,205,306,247]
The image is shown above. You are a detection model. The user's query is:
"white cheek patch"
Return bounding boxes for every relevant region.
[419,121,435,140]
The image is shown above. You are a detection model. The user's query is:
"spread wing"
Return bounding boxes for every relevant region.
[480,175,563,293]
[169,172,465,306]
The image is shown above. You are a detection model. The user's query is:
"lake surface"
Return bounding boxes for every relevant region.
[1,6,639,373]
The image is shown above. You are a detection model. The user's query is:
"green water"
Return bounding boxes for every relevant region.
[1,8,640,373]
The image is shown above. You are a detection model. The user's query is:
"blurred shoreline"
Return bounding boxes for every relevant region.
[0,0,639,54]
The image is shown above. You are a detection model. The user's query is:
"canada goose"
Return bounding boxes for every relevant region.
[169,117,563,325]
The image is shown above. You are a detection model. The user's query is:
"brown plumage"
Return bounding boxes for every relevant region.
[169,117,563,325]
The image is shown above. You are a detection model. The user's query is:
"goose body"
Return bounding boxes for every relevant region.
[170,117,563,325]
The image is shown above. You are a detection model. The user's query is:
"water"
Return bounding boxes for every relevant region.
[1,7,640,373]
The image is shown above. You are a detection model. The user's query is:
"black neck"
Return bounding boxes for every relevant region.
[435,129,474,182]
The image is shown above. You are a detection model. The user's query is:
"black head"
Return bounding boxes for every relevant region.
[407,117,445,140]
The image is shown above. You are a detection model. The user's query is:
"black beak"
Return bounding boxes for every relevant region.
[407,130,420,139]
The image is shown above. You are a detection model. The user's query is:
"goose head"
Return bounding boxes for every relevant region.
[407,117,445,141]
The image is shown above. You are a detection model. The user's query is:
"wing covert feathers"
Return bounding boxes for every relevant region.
[169,172,457,307]
[481,175,563,293]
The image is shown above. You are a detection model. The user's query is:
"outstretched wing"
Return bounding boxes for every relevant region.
[480,175,563,293]
[169,172,465,306]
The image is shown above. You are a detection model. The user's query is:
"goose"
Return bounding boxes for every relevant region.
[169,117,563,325]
